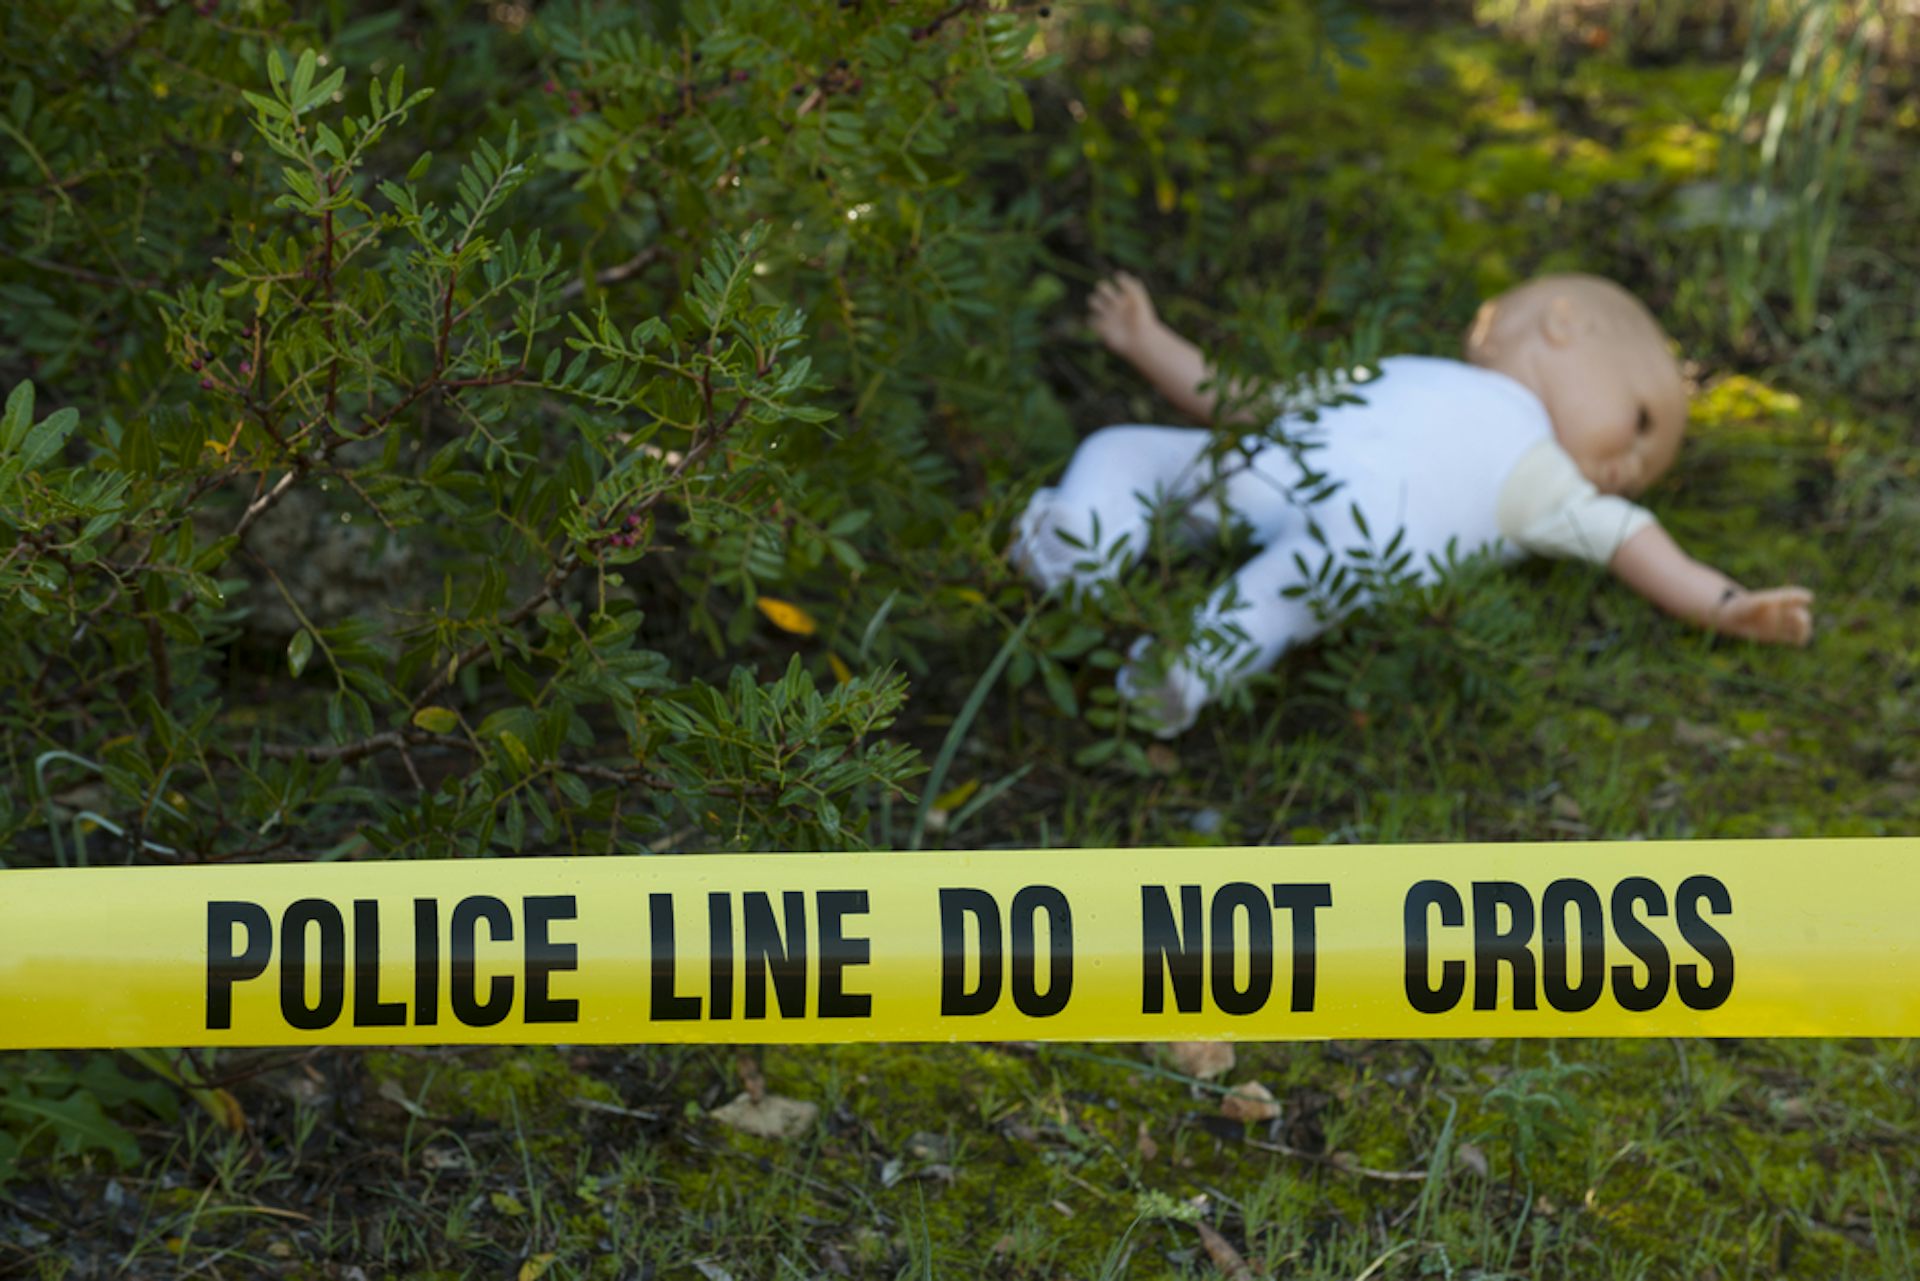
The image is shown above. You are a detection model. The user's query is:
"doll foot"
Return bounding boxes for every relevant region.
[1010,486,1074,591]
[1117,636,1205,739]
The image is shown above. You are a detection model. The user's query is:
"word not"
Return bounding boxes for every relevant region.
[1142,882,1333,1015]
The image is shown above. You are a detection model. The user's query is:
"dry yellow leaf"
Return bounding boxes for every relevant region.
[828,653,852,683]
[755,596,817,636]
[1220,1080,1281,1123]
[205,1087,246,1134]
[1195,1222,1255,1280]
[932,779,979,813]
[709,1092,818,1140]
[1165,1040,1236,1080]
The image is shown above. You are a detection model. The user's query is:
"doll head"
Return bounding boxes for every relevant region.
[1464,274,1687,498]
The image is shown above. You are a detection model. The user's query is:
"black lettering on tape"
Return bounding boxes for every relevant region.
[743,891,807,1020]
[1405,881,1466,1015]
[1675,875,1734,1010]
[1272,883,1332,1013]
[206,901,272,1031]
[352,899,407,1028]
[414,898,440,1027]
[939,889,1001,1016]
[524,895,579,1024]
[650,893,701,1021]
[280,898,346,1031]
[1142,883,1330,1017]
[1472,881,1538,1012]
[1009,885,1072,1018]
[817,890,873,1018]
[1610,877,1671,1012]
[707,892,734,1020]
[1141,885,1205,1015]
[1540,879,1605,1013]
[1209,882,1272,1016]
[450,895,514,1027]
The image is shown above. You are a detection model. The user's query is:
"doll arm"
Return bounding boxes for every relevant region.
[1089,274,1261,425]
[1607,523,1814,645]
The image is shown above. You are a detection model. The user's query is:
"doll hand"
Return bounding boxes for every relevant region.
[1117,635,1204,738]
[1088,272,1160,359]
[1714,587,1814,646]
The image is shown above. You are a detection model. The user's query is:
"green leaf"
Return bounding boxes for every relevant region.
[498,729,533,773]
[287,629,314,678]
[242,90,291,123]
[290,49,317,112]
[300,67,347,116]
[0,1090,139,1168]
[1008,84,1034,132]
[18,405,88,470]
[412,706,459,734]
[407,150,433,181]
[2,381,33,450]
[555,771,591,807]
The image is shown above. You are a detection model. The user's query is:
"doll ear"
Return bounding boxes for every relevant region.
[1466,300,1500,357]
[1540,295,1582,348]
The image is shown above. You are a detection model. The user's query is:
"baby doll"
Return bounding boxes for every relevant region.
[1011,272,1815,736]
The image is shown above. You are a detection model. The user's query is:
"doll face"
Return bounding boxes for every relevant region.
[1528,325,1687,497]
[1465,275,1688,498]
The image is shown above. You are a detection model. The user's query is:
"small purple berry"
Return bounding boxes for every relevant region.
[199,377,215,390]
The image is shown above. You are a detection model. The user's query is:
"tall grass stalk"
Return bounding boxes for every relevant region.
[1720,0,1877,341]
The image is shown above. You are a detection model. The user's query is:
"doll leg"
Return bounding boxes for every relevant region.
[1011,424,1230,593]
[1117,534,1330,737]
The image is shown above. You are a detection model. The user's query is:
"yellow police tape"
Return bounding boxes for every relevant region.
[2,839,1916,1049]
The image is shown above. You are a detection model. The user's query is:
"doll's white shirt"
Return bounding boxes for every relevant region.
[1497,437,1654,565]
[1259,355,1653,570]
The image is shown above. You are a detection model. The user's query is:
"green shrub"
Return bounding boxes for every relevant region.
[4,0,1404,862]
[0,0,1082,862]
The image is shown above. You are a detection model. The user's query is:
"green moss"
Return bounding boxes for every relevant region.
[364,1047,623,1160]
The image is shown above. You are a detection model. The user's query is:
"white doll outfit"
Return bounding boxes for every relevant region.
[1010,356,1654,735]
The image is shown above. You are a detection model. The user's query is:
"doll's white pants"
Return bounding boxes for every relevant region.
[1011,424,1372,736]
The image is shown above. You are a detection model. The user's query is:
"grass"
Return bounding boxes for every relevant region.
[4,5,1919,1279]
[6,1038,1914,1277]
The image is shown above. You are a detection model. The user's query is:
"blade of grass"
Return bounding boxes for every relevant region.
[909,613,1032,851]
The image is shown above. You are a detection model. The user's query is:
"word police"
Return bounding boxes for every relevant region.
[201,875,1735,1031]
[207,895,580,1030]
